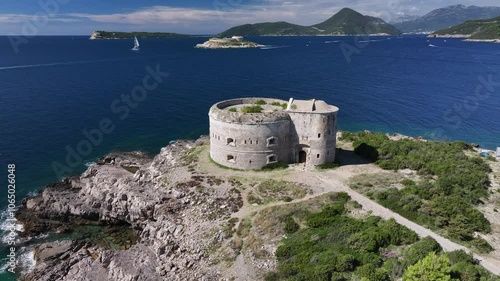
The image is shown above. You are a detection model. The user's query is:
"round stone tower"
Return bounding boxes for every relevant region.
[208,97,339,169]
[208,98,291,170]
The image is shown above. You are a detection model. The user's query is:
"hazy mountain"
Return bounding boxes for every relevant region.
[390,15,420,24]
[394,5,500,33]
[219,8,401,37]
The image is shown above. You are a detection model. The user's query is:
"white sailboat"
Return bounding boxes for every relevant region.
[131,36,140,51]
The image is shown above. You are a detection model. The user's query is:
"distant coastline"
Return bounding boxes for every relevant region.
[89,30,195,40]
[429,33,500,43]
[430,16,500,43]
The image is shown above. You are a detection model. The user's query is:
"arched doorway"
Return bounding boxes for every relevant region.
[298,150,307,163]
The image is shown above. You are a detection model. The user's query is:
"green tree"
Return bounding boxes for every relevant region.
[403,237,442,266]
[403,252,455,281]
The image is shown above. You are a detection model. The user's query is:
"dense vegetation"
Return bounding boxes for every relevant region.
[433,16,500,40]
[266,193,497,280]
[219,8,400,37]
[341,131,493,252]
[93,31,192,39]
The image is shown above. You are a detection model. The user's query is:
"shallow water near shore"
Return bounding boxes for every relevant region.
[0,35,500,279]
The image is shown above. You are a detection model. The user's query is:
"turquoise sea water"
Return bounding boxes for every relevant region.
[0,35,499,279]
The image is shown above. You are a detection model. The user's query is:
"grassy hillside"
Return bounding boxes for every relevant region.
[219,7,400,37]
[433,16,500,39]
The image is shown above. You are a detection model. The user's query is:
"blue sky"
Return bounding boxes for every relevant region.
[1,0,499,35]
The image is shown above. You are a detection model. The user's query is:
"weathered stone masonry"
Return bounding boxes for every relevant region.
[209,97,339,169]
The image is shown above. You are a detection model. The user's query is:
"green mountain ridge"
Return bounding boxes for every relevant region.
[433,16,500,40]
[219,8,401,37]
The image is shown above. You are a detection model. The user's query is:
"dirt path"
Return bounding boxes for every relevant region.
[315,176,500,276]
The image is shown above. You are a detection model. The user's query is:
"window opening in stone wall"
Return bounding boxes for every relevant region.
[267,137,277,146]
[267,155,277,164]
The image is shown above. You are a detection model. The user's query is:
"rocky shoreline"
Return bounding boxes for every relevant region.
[15,137,249,281]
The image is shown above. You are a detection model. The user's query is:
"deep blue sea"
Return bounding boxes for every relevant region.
[0,35,499,279]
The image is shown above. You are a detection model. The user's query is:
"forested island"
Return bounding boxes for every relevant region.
[89,30,193,40]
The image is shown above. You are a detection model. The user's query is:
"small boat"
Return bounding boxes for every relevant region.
[131,36,140,51]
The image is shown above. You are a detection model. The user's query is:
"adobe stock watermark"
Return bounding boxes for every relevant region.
[51,64,169,180]
[8,0,71,54]
[428,74,500,141]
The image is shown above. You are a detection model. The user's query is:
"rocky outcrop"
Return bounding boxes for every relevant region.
[18,137,244,281]
[89,31,100,40]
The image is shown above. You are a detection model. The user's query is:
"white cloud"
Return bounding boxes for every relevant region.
[0,14,80,23]
[68,5,297,26]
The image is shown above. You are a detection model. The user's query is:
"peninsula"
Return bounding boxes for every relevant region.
[431,16,500,43]
[14,98,500,280]
[195,36,262,49]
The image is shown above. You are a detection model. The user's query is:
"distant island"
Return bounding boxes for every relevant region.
[195,36,262,49]
[431,16,500,43]
[218,8,401,37]
[89,30,192,40]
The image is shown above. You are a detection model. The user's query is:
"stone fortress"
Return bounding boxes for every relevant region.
[209,98,339,170]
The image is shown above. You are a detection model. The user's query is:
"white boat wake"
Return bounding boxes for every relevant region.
[325,40,341,43]
[0,58,128,71]
[429,44,438,48]
[260,45,290,50]
[358,39,386,43]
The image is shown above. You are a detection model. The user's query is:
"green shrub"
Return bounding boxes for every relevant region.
[241,105,263,113]
[403,237,442,267]
[283,216,300,234]
[403,252,452,281]
[254,99,267,105]
[271,101,288,109]
[354,264,389,281]
[470,237,493,253]
[447,250,475,265]
[228,107,237,112]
